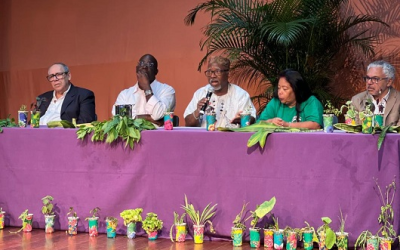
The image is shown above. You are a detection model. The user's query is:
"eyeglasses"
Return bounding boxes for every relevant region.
[363,76,388,84]
[204,69,229,77]
[137,61,154,68]
[46,72,69,82]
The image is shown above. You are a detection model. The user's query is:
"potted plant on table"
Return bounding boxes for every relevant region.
[18,105,28,127]
[340,101,358,125]
[10,209,33,233]
[142,212,163,240]
[359,100,374,134]
[85,207,100,237]
[120,208,143,239]
[231,202,248,247]
[335,209,348,250]
[323,100,341,133]
[170,212,186,242]
[30,97,46,128]
[181,195,217,244]
[41,195,55,234]
[245,197,276,248]
[317,217,336,250]
[106,216,118,238]
[67,207,79,235]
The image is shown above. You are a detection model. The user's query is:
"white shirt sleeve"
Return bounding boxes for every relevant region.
[145,85,176,120]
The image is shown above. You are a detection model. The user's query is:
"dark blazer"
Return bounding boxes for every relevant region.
[38,83,96,124]
[351,88,400,126]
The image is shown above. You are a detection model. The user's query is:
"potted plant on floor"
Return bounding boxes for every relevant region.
[271,216,285,250]
[245,197,276,248]
[85,207,100,237]
[0,207,5,230]
[9,209,33,233]
[181,195,217,244]
[170,212,186,242]
[231,202,248,247]
[317,217,336,250]
[67,207,79,235]
[18,105,28,127]
[120,208,143,239]
[284,226,301,250]
[142,212,163,240]
[41,195,55,234]
[335,209,348,250]
[300,221,317,250]
[106,216,118,238]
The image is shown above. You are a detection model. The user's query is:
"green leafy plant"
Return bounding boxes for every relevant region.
[142,212,163,233]
[85,207,101,221]
[335,209,348,249]
[358,99,374,121]
[181,195,217,233]
[77,116,156,149]
[355,230,374,250]
[120,208,143,226]
[31,97,46,113]
[106,216,118,229]
[375,177,397,239]
[9,209,30,233]
[67,207,78,218]
[246,197,276,228]
[340,101,358,119]
[232,202,249,230]
[170,211,186,242]
[41,195,54,216]
[323,100,341,116]
[317,217,336,249]
[0,115,17,133]
[300,221,318,243]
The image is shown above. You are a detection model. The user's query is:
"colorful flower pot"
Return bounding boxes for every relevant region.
[44,215,55,234]
[127,222,137,239]
[318,230,326,250]
[18,111,28,127]
[0,211,5,229]
[206,114,216,131]
[147,230,158,240]
[164,112,174,130]
[106,219,117,238]
[344,115,356,125]
[374,114,384,127]
[335,232,348,250]
[367,236,379,250]
[231,227,243,247]
[240,112,251,128]
[30,111,41,128]
[68,217,79,235]
[323,114,334,133]
[175,223,186,242]
[361,114,373,134]
[264,228,274,249]
[286,230,297,250]
[249,227,261,248]
[88,217,99,237]
[302,230,314,250]
[379,237,392,250]
[274,229,284,249]
[193,224,204,244]
[23,214,33,232]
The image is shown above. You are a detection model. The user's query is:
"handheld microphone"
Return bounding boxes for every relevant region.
[199,86,214,115]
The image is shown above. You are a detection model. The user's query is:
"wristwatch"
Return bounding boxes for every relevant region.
[144,89,153,96]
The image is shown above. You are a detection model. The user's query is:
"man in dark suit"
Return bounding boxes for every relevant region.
[38,62,96,125]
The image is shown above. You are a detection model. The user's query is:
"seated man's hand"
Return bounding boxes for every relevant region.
[136,68,151,90]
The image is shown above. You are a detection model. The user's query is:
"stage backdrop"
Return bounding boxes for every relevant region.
[1,0,400,122]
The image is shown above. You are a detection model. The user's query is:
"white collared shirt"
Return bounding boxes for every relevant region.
[370,89,390,114]
[39,85,71,125]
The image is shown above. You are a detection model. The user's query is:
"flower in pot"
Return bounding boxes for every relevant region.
[67,207,79,235]
[316,217,336,249]
[181,195,217,244]
[245,197,276,248]
[340,101,358,125]
[170,211,186,242]
[231,202,248,247]
[41,195,55,234]
[283,226,301,250]
[9,209,33,233]
[323,100,341,133]
[142,212,163,240]
[106,216,118,238]
[120,208,143,239]
[18,105,28,127]
[300,221,317,250]
[0,207,5,230]
[335,209,348,250]
[85,207,100,237]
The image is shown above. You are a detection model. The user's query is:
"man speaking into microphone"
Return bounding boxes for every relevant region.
[184,56,256,127]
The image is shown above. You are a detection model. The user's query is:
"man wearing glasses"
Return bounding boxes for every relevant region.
[184,56,256,127]
[112,54,176,126]
[351,60,400,126]
[38,62,96,125]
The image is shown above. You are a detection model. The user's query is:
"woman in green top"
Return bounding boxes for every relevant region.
[258,69,323,129]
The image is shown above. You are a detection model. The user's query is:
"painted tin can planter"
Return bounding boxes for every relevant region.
[206,114,216,131]
[44,215,55,234]
[323,114,334,133]
[106,219,117,238]
[23,214,34,232]
[175,223,186,242]
[240,112,251,128]
[193,224,205,244]
[318,231,327,250]
[127,222,137,239]
[273,229,284,250]
[164,112,174,130]
[335,232,348,250]
[285,231,297,250]
[88,217,99,237]
[249,227,261,248]
[374,114,384,127]
[344,115,356,125]
[0,211,5,229]
[67,217,79,235]
[302,230,314,250]
[231,227,243,247]
[30,111,41,128]
[18,111,28,127]
[361,114,373,134]
[379,237,392,250]
[147,231,158,240]
[367,236,379,250]
[264,228,274,249]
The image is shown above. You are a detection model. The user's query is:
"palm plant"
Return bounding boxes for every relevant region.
[185,0,387,113]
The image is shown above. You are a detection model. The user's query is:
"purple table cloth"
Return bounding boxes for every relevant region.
[0,127,399,245]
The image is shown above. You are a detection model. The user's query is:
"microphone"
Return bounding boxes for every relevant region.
[199,86,214,115]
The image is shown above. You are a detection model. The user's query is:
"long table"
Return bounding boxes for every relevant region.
[0,127,399,245]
